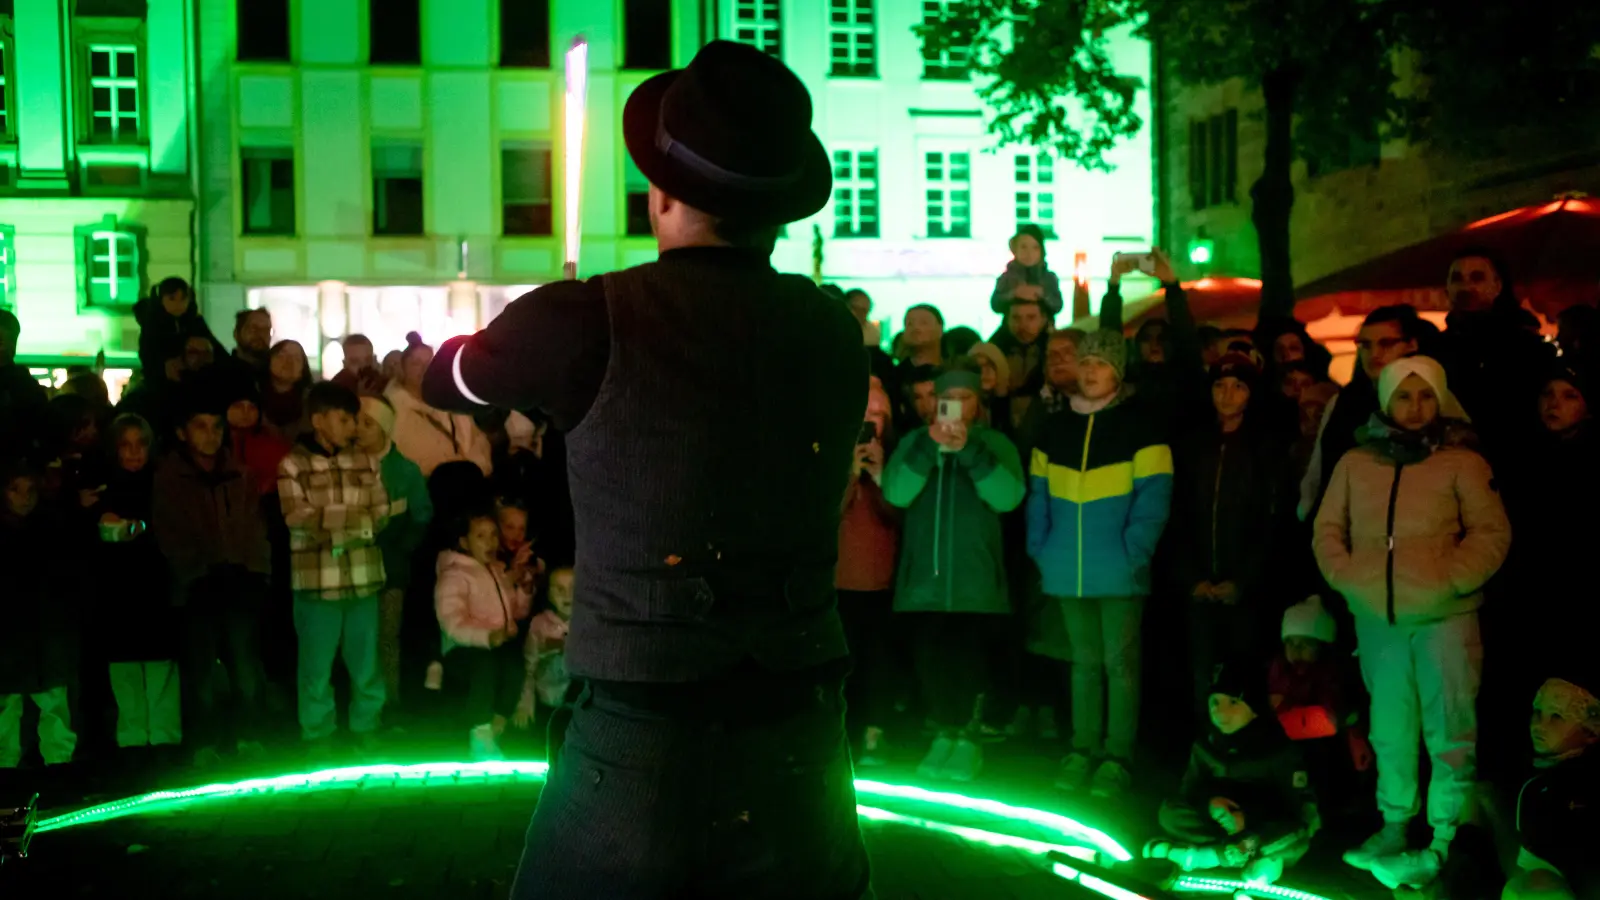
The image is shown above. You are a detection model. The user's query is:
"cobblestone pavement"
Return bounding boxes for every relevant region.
[1,736,1404,899]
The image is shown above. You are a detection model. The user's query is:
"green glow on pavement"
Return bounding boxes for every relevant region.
[1051,861,1155,900]
[1171,875,1333,900]
[35,761,1134,864]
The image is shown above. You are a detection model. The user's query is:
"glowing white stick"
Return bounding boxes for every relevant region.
[563,37,589,280]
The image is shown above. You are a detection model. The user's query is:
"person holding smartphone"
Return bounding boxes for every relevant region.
[883,359,1026,782]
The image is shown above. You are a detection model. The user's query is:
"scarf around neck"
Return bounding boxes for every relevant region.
[1355,413,1473,465]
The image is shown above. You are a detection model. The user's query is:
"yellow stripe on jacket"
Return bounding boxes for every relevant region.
[1030,445,1174,505]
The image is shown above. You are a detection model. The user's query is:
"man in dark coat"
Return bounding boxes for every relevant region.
[422,42,871,899]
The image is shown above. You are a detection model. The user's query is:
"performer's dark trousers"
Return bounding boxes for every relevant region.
[512,665,873,900]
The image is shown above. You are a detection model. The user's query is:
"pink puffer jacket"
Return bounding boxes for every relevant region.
[1314,443,1510,625]
[434,550,531,651]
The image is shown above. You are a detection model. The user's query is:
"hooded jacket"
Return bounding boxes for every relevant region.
[385,381,493,478]
[883,424,1025,614]
[93,464,174,662]
[1175,714,1318,849]
[434,549,531,653]
[1313,418,1511,625]
[151,448,271,600]
[133,293,221,376]
[1169,419,1289,603]
[1026,390,1173,599]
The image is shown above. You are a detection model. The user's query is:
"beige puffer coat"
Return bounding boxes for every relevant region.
[1313,441,1510,625]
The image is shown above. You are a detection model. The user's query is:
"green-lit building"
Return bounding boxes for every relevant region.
[2,0,197,392]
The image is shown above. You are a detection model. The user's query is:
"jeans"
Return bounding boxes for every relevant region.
[109,661,182,748]
[907,613,998,730]
[512,671,872,900]
[294,595,385,740]
[183,571,269,751]
[1059,595,1143,761]
[1355,612,1482,845]
[0,688,76,767]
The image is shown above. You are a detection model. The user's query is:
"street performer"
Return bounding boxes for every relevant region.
[422,41,873,899]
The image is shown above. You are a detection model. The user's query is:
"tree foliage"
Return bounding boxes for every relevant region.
[917,0,1147,172]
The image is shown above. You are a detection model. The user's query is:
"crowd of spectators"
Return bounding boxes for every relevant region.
[1,237,1596,896]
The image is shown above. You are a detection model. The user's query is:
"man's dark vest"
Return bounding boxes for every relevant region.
[564,252,867,683]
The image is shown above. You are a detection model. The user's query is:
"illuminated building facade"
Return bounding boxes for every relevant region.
[3,1,1154,371]
[1,0,197,384]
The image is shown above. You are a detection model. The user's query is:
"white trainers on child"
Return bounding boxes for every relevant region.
[1369,848,1442,890]
[916,734,956,780]
[1342,821,1409,871]
[469,724,504,762]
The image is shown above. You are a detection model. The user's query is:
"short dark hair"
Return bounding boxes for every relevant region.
[1361,304,1423,341]
[906,304,945,327]
[156,276,191,299]
[235,307,269,330]
[174,384,227,426]
[343,333,374,350]
[306,381,360,418]
[447,502,500,546]
[0,308,19,335]
[711,218,781,254]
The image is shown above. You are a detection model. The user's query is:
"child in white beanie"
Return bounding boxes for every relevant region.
[1269,596,1375,813]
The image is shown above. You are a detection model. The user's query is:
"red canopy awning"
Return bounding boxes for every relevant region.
[1294,195,1600,317]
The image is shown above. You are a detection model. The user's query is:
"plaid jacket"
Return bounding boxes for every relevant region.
[278,437,391,601]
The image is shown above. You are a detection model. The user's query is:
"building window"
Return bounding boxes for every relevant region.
[924,151,971,238]
[87,45,140,143]
[921,0,968,81]
[502,143,554,236]
[372,143,424,236]
[734,0,781,56]
[499,0,552,68]
[86,231,141,308]
[624,156,651,236]
[1014,154,1056,238]
[0,226,14,310]
[832,150,879,238]
[1189,109,1238,210]
[829,0,874,77]
[623,0,672,71]
[0,39,11,139]
[241,147,296,235]
[370,0,421,65]
[237,0,290,62]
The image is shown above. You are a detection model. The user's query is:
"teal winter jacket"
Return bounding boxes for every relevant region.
[883,424,1026,614]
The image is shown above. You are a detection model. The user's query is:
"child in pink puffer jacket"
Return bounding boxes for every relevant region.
[435,508,531,760]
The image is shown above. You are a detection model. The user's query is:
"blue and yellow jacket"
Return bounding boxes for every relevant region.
[1026,391,1173,598]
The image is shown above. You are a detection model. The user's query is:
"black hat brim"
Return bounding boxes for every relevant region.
[622,70,832,227]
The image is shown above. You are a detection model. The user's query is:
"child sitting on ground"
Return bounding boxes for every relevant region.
[1498,666,1599,900]
[1145,659,1320,886]
[435,507,531,761]
[514,564,574,730]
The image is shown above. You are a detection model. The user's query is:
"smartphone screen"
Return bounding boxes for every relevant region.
[937,399,961,423]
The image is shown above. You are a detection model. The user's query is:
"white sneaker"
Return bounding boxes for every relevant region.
[469,724,504,762]
[1089,758,1132,799]
[916,735,956,780]
[1055,752,1094,791]
[1370,848,1441,890]
[1343,821,1409,871]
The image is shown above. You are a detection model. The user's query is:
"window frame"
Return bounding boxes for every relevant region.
[498,0,553,68]
[0,225,15,310]
[0,21,14,143]
[235,0,292,63]
[828,0,876,77]
[500,141,555,237]
[1013,153,1057,239]
[621,0,673,72]
[371,142,426,237]
[240,145,297,236]
[368,0,422,66]
[1189,109,1239,211]
[831,147,880,239]
[76,20,147,147]
[733,0,782,57]
[920,0,969,81]
[923,149,972,239]
[74,216,147,313]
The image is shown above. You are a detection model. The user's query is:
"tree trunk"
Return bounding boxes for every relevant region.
[1251,66,1298,322]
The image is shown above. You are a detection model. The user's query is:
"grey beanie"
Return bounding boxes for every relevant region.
[1078,330,1127,382]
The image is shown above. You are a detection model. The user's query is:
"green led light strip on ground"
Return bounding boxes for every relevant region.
[1171,875,1333,900]
[34,761,1132,865]
[1051,861,1156,900]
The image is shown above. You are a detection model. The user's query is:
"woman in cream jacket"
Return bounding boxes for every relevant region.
[1314,355,1510,890]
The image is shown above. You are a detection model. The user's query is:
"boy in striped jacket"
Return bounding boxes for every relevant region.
[278,381,392,751]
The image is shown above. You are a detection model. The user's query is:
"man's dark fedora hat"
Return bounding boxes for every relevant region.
[623,40,831,227]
